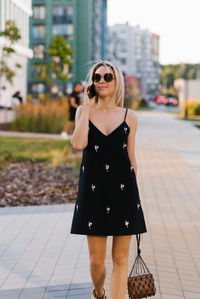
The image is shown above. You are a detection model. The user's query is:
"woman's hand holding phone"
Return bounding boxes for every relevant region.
[83,83,96,108]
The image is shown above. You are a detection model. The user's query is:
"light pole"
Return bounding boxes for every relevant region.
[184,79,188,119]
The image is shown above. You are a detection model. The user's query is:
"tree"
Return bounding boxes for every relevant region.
[35,35,73,98]
[160,63,200,95]
[0,20,22,85]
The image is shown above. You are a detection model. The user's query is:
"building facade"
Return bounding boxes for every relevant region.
[107,23,160,94]
[28,0,107,95]
[0,0,33,102]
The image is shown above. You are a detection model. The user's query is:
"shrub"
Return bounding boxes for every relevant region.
[11,98,69,133]
[180,99,200,117]
[124,92,145,110]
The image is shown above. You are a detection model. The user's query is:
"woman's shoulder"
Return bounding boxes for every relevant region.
[124,107,138,130]
[127,107,137,118]
[119,107,137,120]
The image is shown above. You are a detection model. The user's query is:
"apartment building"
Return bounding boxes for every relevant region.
[28,0,107,95]
[107,23,160,94]
[0,0,33,101]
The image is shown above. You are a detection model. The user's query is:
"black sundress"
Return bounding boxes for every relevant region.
[70,108,147,236]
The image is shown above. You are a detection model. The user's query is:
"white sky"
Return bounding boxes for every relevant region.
[107,0,200,65]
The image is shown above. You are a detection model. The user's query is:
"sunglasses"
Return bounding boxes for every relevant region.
[92,73,115,83]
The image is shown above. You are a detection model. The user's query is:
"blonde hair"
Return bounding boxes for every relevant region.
[87,61,124,107]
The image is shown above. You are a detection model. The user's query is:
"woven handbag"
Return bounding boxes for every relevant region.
[127,234,156,299]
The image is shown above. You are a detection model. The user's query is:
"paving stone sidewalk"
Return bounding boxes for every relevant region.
[0,109,200,299]
[0,130,65,140]
[0,204,92,299]
[98,110,200,299]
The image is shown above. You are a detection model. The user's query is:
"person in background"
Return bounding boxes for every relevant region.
[61,82,84,139]
[11,91,23,108]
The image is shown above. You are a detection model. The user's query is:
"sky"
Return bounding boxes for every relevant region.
[107,0,200,65]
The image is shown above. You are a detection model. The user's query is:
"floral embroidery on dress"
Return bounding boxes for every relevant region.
[76,204,79,211]
[137,203,141,210]
[88,221,92,229]
[94,145,99,152]
[105,164,110,172]
[82,165,84,172]
[120,183,125,191]
[106,206,110,214]
[123,142,127,149]
[123,126,128,133]
[91,184,96,191]
[125,220,129,228]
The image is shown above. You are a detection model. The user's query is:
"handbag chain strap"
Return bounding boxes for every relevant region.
[128,234,151,277]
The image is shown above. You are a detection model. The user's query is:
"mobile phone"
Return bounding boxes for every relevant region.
[87,84,96,99]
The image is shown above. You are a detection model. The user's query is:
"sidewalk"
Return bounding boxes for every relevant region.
[0,109,200,299]
[0,204,92,299]
[0,130,67,140]
[101,110,200,299]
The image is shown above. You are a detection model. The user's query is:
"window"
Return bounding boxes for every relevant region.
[52,24,73,37]
[32,83,45,93]
[33,65,42,78]
[121,47,126,53]
[120,58,126,64]
[33,64,46,79]
[33,44,45,59]
[53,6,73,23]
[33,6,46,20]
[32,25,45,39]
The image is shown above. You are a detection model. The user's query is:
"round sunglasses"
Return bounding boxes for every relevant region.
[92,73,115,83]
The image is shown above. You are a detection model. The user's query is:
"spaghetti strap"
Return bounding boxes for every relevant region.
[124,108,128,122]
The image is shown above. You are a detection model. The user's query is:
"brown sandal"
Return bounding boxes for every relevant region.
[93,287,107,299]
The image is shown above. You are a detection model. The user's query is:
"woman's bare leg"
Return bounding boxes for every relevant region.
[110,235,132,299]
[87,236,107,297]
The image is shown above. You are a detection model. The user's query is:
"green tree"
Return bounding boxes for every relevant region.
[35,35,73,98]
[160,63,200,95]
[0,20,22,85]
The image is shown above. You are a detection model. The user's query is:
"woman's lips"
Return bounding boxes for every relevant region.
[98,86,107,91]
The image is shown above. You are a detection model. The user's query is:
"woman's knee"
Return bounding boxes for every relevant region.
[90,257,105,270]
[90,255,105,269]
[112,253,129,266]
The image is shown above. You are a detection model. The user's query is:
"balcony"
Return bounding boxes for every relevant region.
[52,15,72,24]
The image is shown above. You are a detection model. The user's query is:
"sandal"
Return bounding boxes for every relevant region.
[93,287,107,299]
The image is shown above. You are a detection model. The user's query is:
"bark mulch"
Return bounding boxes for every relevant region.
[0,161,78,207]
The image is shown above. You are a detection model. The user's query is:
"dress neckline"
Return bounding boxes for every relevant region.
[89,120,130,137]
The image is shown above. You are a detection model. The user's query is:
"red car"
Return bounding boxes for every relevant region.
[154,95,178,106]
[154,95,168,104]
[167,97,178,106]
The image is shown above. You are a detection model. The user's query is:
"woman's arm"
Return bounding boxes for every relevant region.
[71,105,91,150]
[71,84,95,151]
[126,110,138,177]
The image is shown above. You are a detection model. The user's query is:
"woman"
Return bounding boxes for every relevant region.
[70,61,147,299]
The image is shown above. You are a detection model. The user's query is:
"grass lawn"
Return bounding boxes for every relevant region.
[0,136,81,175]
[179,117,200,121]
[176,115,200,122]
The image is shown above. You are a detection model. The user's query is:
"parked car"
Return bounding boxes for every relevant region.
[153,95,178,106]
[166,97,178,106]
[153,95,168,105]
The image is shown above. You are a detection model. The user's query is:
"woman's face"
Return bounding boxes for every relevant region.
[93,65,116,98]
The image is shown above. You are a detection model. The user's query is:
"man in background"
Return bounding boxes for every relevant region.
[61,82,84,139]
